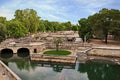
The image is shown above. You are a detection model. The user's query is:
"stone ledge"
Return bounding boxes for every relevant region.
[0,60,21,80]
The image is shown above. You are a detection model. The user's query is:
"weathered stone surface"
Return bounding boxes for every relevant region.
[87,49,120,57]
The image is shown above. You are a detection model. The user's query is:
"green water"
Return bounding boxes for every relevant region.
[0,53,120,80]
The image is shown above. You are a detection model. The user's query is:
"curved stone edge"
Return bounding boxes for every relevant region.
[0,60,22,80]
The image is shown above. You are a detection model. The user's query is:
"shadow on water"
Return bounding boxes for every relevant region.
[78,60,120,80]
[17,52,30,58]
[0,53,13,58]
[0,48,13,58]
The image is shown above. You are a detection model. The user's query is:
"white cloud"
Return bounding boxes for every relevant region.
[75,0,114,15]
[0,0,117,24]
[0,0,68,22]
[0,0,23,20]
[0,7,14,20]
[22,0,68,21]
[48,14,67,21]
[48,14,60,20]
[87,9,96,15]
[76,0,114,8]
[26,1,55,10]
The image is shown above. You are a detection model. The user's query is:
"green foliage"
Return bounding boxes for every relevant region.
[0,17,6,24]
[43,50,71,55]
[14,9,78,33]
[6,20,28,38]
[57,23,66,31]
[38,20,46,32]
[78,18,92,42]
[88,8,120,43]
[43,20,53,32]
[0,9,79,42]
[54,38,62,51]
[110,20,120,40]
[0,17,7,42]
[14,9,40,33]
[72,24,79,32]
[50,22,60,32]
[37,20,77,32]
[0,23,7,42]
[1,8,120,43]
[61,21,72,30]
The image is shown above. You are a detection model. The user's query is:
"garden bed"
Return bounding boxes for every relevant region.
[43,50,71,56]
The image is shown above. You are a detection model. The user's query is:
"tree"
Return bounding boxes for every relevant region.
[0,23,7,42]
[0,17,7,42]
[109,9,120,40]
[0,17,6,24]
[59,23,66,31]
[43,20,51,32]
[72,24,79,32]
[88,8,120,43]
[14,9,40,33]
[54,37,62,51]
[51,22,60,32]
[62,21,72,30]
[110,20,120,40]
[38,20,46,32]
[78,18,92,42]
[6,20,28,38]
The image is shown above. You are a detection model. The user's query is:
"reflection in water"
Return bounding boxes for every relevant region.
[0,48,13,58]
[0,54,120,80]
[75,61,79,71]
[53,65,63,72]
[17,52,30,58]
[58,69,66,80]
[58,69,82,80]
[7,60,75,80]
[0,53,13,58]
[78,61,120,80]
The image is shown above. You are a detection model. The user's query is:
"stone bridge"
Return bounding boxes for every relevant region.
[0,43,46,54]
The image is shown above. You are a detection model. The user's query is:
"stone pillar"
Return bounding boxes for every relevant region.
[12,47,20,54]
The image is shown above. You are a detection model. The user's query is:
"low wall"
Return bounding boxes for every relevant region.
[0,60,21,80]
[76,46,120,64]
[30,54,76,64]
[87,47,120,58]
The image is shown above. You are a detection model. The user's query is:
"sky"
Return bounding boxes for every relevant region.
[0,0,120,24]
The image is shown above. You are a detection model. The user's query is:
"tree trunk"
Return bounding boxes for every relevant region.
[56,44,59,51]
[82,36,85,43]
[105,33,108,44]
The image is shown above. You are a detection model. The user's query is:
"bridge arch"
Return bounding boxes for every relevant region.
[1,48,13,54]
[0,48,13,58]
[17,48,30,57]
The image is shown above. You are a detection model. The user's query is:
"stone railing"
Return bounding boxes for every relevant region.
[0,60,21,80]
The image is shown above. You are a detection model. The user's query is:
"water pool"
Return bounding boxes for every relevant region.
[1,58,120,80]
